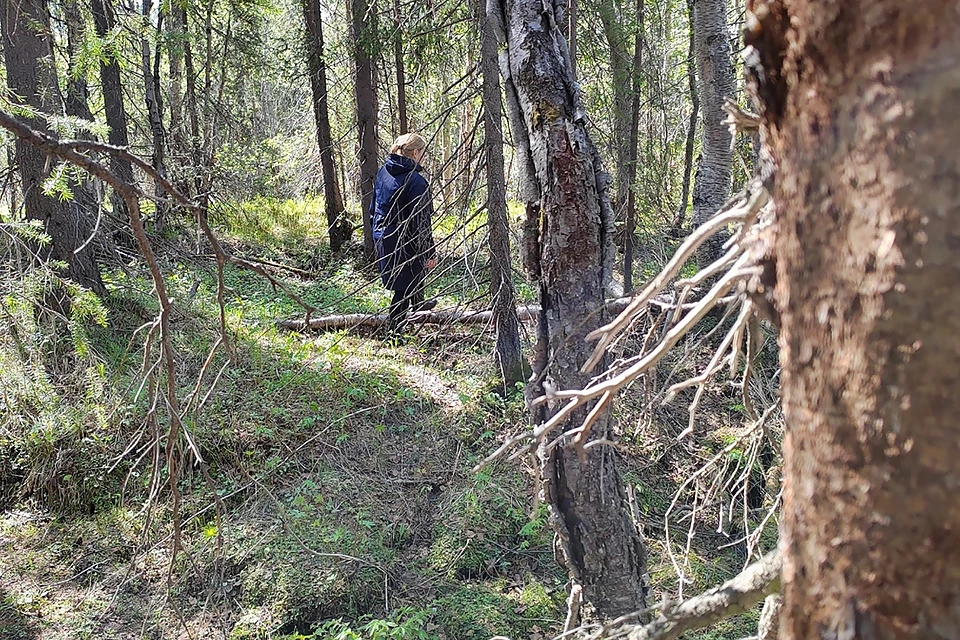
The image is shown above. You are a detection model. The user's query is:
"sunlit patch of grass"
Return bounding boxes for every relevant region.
[432,579,562,639]
[213,196,329,251]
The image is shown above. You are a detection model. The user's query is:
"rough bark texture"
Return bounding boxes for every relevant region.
[392,0,408,135]
[1,0,103,294]
[141,0,167,212]
[690,0,733,265]
[758,593,782,640]
[622,0,642,292]
[304,0,352,251]
[91,0,137,215]
[62,0,102,230]
[494,0,647,619]
[746,1,960,638]
[479,0,523,391]
[351,0,379,261]
[673,0,699,230]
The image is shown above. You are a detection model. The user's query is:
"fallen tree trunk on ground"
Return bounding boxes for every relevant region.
[277,307,538,331]
[276,296,734,332]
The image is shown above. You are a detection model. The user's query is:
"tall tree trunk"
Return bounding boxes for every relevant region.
[167,4,185,167]
[351,0,378,261]
[690,0,733,266]
[746,1,960,637]
[1,0,103,295]
[566,0,577,79]
[599,0,631,219]
[622,0,643,293]
[479,0,522,391]
[673,0,698,231]
[304,0,352,251]
[62,0,102,230]
[392,0,408,134]
[493,0,648,619]
[182,6,205,208]
[142,0,167,224]
[91,0,137,215]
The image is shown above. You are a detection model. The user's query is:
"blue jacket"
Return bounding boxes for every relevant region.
[370,154,436,291]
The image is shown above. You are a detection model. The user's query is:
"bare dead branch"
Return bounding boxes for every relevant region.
[583,187,768,373]
[594,550,781,640]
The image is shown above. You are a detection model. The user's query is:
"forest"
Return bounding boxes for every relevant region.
[1,0,958,638]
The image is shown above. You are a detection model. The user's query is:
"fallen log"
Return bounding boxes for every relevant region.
[276,296,736,332]
[276,306,538,331]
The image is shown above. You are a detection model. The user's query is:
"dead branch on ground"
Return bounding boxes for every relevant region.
[279,297,734,333]
[587,549,781,640]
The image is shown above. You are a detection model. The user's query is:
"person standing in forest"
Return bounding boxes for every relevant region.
[371,133,438,329]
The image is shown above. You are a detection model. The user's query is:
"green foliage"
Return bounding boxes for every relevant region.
[432,581,560,639]
[289,607,438,640]
[428,466,551,578]
[0,269,115,511]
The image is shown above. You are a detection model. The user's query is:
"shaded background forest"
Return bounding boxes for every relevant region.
[0,0,781,636]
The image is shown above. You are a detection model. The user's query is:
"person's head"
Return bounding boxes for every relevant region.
[391,133,427,163]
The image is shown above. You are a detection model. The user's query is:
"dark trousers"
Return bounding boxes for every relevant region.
[388,278,425,324]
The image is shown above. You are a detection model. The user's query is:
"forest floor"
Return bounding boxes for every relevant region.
[0,198,769,639]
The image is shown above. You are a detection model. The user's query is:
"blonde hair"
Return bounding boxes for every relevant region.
[390,132,426,157]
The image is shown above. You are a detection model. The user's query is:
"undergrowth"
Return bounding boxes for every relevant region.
[0,197,773,639]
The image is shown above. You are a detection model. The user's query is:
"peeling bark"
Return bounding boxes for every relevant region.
[494,0,647,618]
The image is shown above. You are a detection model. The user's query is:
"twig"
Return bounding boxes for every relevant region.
[598,549,781,640]
[583,188,768,373]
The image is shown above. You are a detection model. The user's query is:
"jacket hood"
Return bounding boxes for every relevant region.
[385,153,423,177]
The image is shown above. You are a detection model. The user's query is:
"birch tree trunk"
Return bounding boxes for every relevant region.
[479,0,523,391]
[304,0,352,251]
[673,0,698,231]
[690,0,733,266]
[746,0,960,637]
[492,0,648,618]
